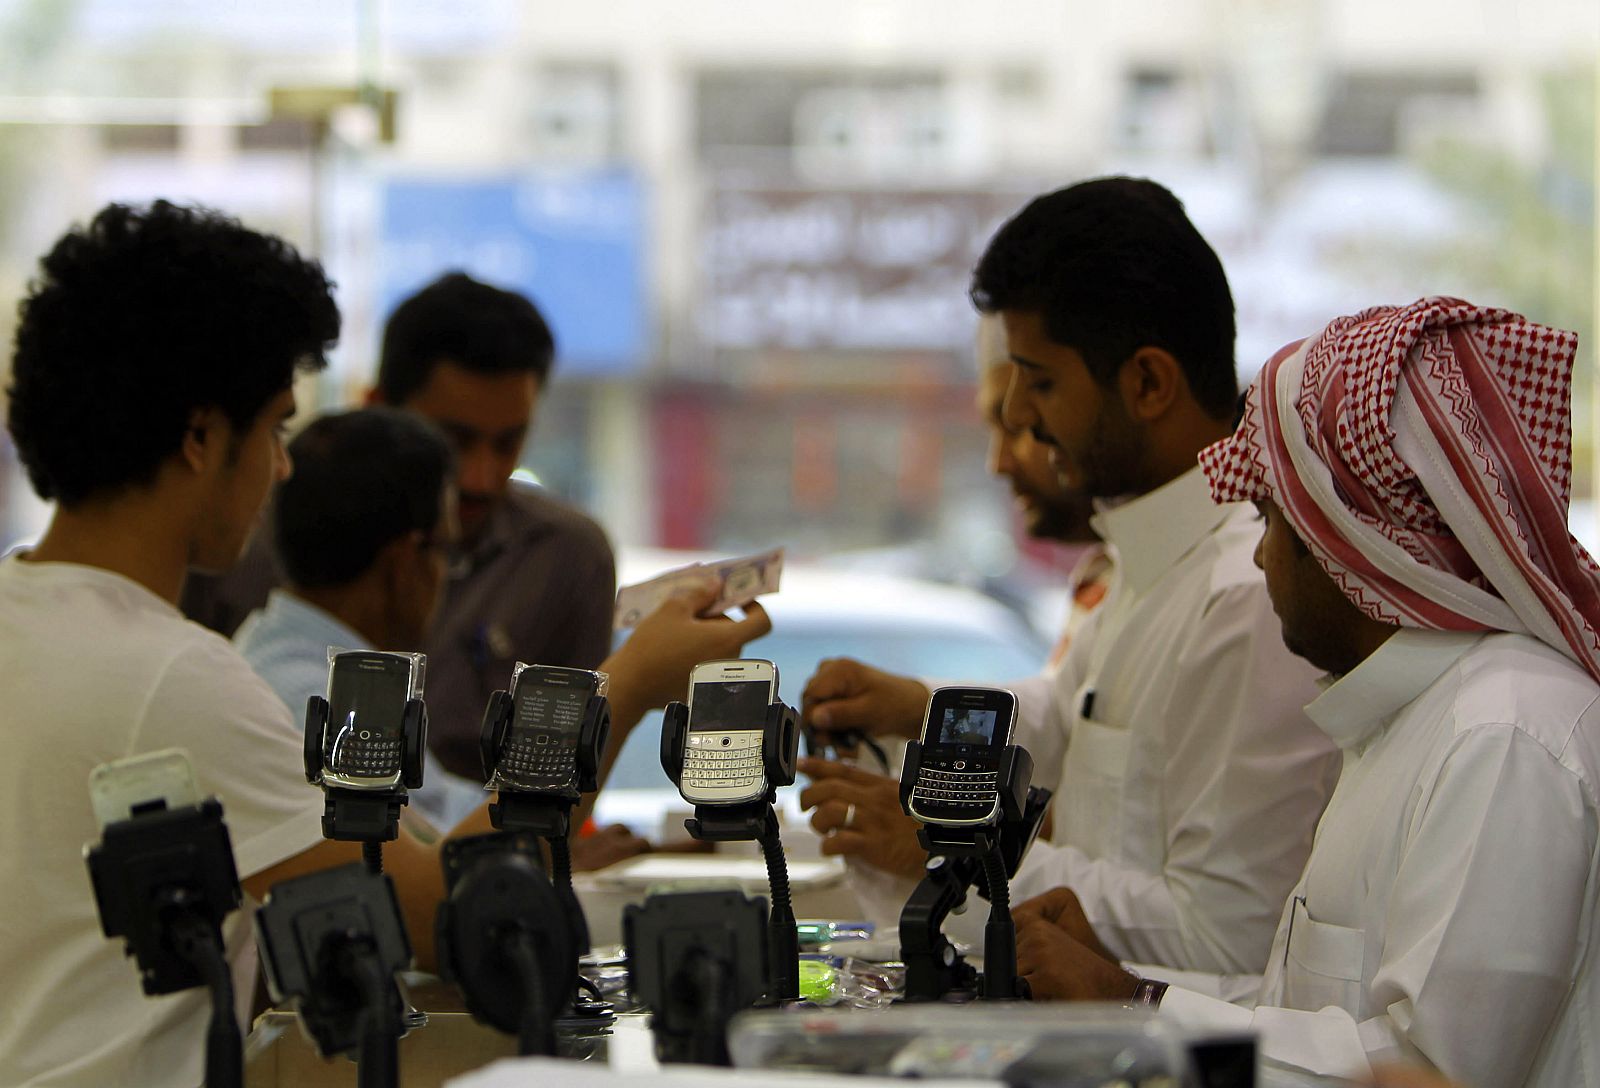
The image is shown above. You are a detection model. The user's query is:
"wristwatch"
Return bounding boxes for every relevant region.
[1126,976,1170,1009]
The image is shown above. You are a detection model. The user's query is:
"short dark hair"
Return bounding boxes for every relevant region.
[971,176,1238,420]
[7,201,339,506]
[376,272,555,404]
[275,408,454,589]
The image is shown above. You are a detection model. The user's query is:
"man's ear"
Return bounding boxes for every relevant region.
[182,406,228,474]
[1117,347,1187,423]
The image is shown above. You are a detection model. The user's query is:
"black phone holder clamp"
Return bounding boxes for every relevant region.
[87,797,245,1088]
[624,888,770,1066]
[660,699,800,1003]
[255,863,413,1088]
[897,743,1039,1003]
[476,688,612,1022]
[303,694,427,871]
[436,832,577,1056]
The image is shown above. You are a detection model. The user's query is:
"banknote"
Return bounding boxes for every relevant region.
[612,546,785,630]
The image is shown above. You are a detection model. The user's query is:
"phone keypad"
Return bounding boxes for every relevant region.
[497,736,576,787]
[911,766,1000,812]
[682,732,763,794]
[329,735,401,777]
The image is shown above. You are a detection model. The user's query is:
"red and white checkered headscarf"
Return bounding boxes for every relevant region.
[1199,296,1600,682]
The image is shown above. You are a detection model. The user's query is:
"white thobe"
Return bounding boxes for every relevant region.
[1162,629,1600,1086]
[1010,468,1340,974]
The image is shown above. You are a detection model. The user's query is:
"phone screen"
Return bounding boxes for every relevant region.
[329,656,410,740]
[689,680,771,732]
[937,707,1000,748]
[325,653,412,780]
[512,682,587,745]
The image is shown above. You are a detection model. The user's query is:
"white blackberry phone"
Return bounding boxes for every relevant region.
[680,659,777,805]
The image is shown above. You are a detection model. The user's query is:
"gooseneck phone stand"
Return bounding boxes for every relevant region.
[302,693,428,874]
[303,681,430,1056]
[897,743,1043,1002]
[434,682,614,1047]
[88,798,245,1088]
[624,887,770,1066]
[255,865,413,1088]
[435,831,576,1055]
[660,699,802,1003]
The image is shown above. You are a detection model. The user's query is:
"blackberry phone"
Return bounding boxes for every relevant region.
[907,686,1017,826]
[319,651,418,790]
[488,665,605,791]
[680,659,777,805]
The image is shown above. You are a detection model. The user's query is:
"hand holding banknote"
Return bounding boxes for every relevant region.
[613,546,784,629]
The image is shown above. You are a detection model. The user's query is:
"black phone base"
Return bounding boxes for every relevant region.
[661,699,801,1004]
[902,824,1027,1002]
[87,799,245,1088]
[488,790,614,1026]
[896,739,1045,1004]
[683,801,799,1004]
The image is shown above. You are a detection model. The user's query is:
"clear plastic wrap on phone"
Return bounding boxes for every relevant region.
[483,662,609,793]
[727,1004,1200,1084]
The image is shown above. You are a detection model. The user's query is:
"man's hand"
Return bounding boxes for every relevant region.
[1014,913,1140,1002]
[1013,886,1118,964]
[801,658,930,741]
[797,757,926,878]
[571,823,651,871]
[605,580,773,728]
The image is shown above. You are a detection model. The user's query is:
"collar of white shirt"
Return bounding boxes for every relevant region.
[1088,466,1234,595]
[1304,628,1484,750]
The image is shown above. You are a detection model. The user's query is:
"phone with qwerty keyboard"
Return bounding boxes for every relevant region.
[488,665,603,792]
[320,650,416,790]
[680,659,778,806]
[907,686,1018,827]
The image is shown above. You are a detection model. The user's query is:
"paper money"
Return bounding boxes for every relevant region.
[613,546,785,630]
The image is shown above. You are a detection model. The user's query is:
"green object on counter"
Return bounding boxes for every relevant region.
[797,959,840,1004]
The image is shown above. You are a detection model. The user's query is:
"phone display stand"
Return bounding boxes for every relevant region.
[255,864,411,1088]
[477,687,613,1025]
[86,797,245,1088]
[303,694,427,870]
[304,692,429,1035]
[896,743,1041,1003]
[624,888,770,1066]
[435,831,577,1056]
[660,699,801,1003]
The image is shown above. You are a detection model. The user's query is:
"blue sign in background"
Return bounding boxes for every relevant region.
[378,171,648,375]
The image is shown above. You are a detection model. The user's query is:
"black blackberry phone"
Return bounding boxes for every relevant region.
[490,665,603,791]
[320,651,415,789]
[906,686,1017,826]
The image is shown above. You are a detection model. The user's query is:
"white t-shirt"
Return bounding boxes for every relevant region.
[1008,468,1341,975]
[1162,629,1600,1086]
[0,557,325,1087]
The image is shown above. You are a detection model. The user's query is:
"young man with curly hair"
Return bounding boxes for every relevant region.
[0,202,766,1086]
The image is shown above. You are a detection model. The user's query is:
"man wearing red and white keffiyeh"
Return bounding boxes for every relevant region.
[1026,297,1600,1087]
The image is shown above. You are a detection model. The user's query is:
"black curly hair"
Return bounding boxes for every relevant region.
[6,200,340,506]
[376,271,554,405]
[970,176,1238,421]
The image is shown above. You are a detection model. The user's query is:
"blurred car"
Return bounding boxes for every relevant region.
[593,549,1050,836]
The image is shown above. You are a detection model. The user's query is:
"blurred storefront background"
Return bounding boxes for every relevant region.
[0,0,1595,610]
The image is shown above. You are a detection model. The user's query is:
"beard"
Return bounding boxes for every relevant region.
[1068,393,1147,500]
[1023,486,1099,543]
